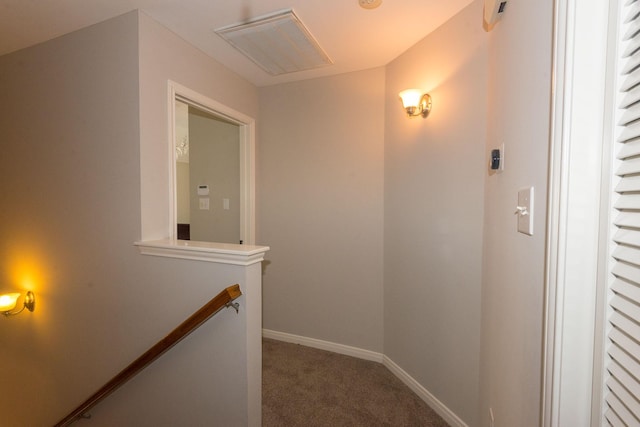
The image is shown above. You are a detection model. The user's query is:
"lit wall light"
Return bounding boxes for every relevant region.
[398,89,432,118]
[0,291,35,317]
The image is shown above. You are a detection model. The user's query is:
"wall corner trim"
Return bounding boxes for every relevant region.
[382,355,468,427]
[262,329,383,362]
[262,329,468,427]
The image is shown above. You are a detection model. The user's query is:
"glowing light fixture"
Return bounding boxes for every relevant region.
[359,0,382,10]
[0,291,35,316]
[398,89,432,118]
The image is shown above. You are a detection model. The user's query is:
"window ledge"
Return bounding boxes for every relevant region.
[134,239,270,266]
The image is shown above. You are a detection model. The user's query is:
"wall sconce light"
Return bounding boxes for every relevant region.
[0,291,35,317]
[398,89,432,118]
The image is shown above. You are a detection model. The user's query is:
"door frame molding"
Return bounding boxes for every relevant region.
[542,0,615,425]
[167,80,256,245]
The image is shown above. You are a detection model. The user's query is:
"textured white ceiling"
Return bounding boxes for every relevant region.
[0,0,476,86]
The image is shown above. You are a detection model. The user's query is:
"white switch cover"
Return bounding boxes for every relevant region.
[199,198,210,210]
[223,198,230,210]
[517,187,534,235]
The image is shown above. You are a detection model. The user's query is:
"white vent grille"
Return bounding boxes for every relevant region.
[215,9,333,76]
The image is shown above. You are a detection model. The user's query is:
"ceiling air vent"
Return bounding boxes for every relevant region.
[215,9,333,76]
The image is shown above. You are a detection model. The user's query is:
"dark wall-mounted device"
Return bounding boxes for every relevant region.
[491,149,501,170]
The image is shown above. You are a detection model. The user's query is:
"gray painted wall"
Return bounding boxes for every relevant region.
[0,0,556,424]
[258,2,555,425]
[0,12,142,425]
[480,0,553,425]
[384,2,487,425]
[138,11,258,242]
[0,11,258,426]
[258,68,386,353]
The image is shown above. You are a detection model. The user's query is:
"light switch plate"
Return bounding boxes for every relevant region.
[199,198,210,210]
[517,187,533,235]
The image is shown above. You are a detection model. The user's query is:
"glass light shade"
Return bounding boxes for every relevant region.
[399,89,423,108]
[0,293,20,312]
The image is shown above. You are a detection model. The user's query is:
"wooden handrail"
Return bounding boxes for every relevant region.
[55,284,242,427]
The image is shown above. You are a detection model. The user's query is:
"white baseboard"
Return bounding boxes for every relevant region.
[382,355,468,427]
[262,329,468,427]
[262,329,384,363]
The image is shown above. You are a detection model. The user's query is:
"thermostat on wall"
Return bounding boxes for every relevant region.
[197,185,209,196]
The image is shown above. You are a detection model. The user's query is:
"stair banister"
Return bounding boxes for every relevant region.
[55,284,242,426]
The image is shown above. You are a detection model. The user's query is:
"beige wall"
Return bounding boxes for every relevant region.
[188,108,240,243]
[258,68,386,352]
[480,0,553,426]
[384,1,487,425]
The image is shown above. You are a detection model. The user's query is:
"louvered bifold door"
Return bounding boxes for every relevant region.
[605,0,640,425]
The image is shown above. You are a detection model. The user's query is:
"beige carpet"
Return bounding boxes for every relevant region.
[262,338,450,426]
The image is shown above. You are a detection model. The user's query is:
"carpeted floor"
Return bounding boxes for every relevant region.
[262,338,450,427]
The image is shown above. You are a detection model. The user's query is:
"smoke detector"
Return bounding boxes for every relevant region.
[359,0,382,10]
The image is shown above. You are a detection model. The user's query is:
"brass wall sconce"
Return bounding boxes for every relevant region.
[0,291,35,317]
[398,89,432,118]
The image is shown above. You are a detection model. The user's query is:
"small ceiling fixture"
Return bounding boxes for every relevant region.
[359,0,382,10]
[0,291,35,317]
[398,89,432,118]
[484,0,508,28]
